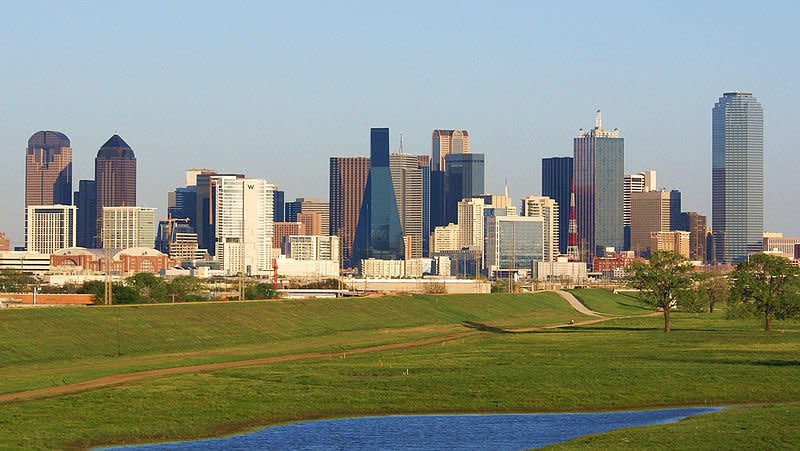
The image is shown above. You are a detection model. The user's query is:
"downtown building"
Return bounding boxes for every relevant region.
[26,205,77,254]
[284,198,330,235]
[95,135,137,248]
[573,110,624,260]
[542,157,572,255]
[329,156,371,268]
[712,92,764,263]
[390,153,424,259]
[25,131,72,250]
[521,196,559,262]
[102,206,156,250]
[431,129,470,228]
[485,215,544,279]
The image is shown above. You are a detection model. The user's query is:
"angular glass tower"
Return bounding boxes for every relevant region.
[712,92,763,264]
[573,111,624,259]
[542,156,573,254]
[444,153,485,225]
[352,128,404,267]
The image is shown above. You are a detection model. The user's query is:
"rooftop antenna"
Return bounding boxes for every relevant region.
[595,109,602,130]
[398,132,404,153]
[504,179,509,198]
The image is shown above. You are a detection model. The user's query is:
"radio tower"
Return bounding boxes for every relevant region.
[566,180,579,261]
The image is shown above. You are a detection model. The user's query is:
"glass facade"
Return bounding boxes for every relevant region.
[485,216,544,273]
[542,156,572,254]
[74,179,97,248]
[574,132,624,259]
[712,92,764,264]
[352,128,404,267]
[444,153,485,225]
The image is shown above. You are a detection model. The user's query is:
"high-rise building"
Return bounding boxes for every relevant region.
[285,235,339,261]
[457,198,485,249]
[669,189,682,231]
[430,223,461,253]
[196,171,240,255]
[650,231,690,258]
[623,170,657,250]
[542,157,572,254]
[95,135,137,247]
[574,110,624,259]
[25,131,73,250]
[681,212,707,262]
[26,205,76,254]
[329,156,371,268]
[390,153,424,258]
[630,190,671,256]
[297,212,322,236]
[102,206,156,250]
[273,190,285,223]
[273,222,303,252]
[285,198,329,235]
[0,233,9,251]
[168,186,197,228]
[762,232,798,256]
[74,180,97,248]
[352,128,404,267]
[485,215,544,278]
[185,169,215,187]
[418,155,431,256]
[444,153,485,225]
[213,177,275,275]
[521,196,559,262]
[712,92,764,263]
[431,129,469,172]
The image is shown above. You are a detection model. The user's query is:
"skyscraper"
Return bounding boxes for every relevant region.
[630,190,671,256]
[573,110,624,259]
[352,128,404,267]
[431,129,469,172]
[444,153,485,225]
[273,190,285,223]
[102,206,156,249]
[417,155,431,256]
[542,157,572,254]
[284,198,329,235]
[74,180,97,248]
[712,92,764,263]
[25,131,72,249]
[390,153,424,258]
[329,156,371,268]
[95,135,136,247]
[521,196,559,262]
[26,205,76,254]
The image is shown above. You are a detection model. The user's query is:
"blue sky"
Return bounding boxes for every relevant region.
[1,1,798,246]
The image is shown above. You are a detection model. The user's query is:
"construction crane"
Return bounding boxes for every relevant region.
[158,213,191,255]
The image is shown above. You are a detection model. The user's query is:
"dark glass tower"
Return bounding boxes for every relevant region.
[542,156,573,254]
[444,153,485,225]
[573,111,624,259]
[712,92,763,264]
[95,134,136,247]
[352,128,404,267]
[273,190,285,222]
[74,180,97,248]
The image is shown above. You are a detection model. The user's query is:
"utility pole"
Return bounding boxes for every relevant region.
[104,246,112,305]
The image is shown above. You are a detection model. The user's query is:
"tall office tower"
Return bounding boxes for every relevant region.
[430,223,461,253]
[485,216,544,277]
[457,197,485,249]
[566,181,579,261]
[102,206,156,249]
[430,170,447,229]
[330,156,371,268]
[712,92,764,263]
[168,187,197,225]
[521,196,559,262]
[213,177,275,275]
[680,212,707,262]
[669,190,682,231]
[352,128,404,267]
[650,231,690,258]
[74,180,97,248]
[418,156,431,256]
[285,198,329,234]
[273,190,285,223]
[630,190,671,256]
[26,205,76,254]
[444,153,485,224]
[95,135,136,247]
[195,171,239,255]
[542,157,573,254]
[25,131,73,249]
[185,168,215,187]
[390,153,424,258]
[431,129,470,172]
[273,222,303,252]
[573,110,624,259]
[623,170,657,250]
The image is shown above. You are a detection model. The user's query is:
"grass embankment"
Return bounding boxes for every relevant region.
[569,288,654,316]
[0,292,582,396]
[3,292,800,449]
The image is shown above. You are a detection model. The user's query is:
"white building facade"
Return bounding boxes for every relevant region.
[102,206,156,250]
[26,205,76,254]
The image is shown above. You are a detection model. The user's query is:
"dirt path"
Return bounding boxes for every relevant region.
[0,292,652,404]
[552,290,603,317]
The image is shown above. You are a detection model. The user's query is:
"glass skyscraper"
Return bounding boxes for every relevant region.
[352,128,404,267]
[444,153,485,225]
[712,92,763,264]
[542,156,573,254]
[573,111,624,259]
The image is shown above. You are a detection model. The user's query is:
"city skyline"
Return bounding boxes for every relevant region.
[2,3,799,246]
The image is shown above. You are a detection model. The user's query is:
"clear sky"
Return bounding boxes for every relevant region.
[2,1,798,247]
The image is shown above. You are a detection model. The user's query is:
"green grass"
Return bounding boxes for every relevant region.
[568,288,654,315]
[2,294,799,449]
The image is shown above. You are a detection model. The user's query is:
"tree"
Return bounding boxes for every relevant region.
[728,253,800,331]
[126,273,168,303]
[626,251,695,332]
[245,282,277,300]
[167,276,205,302]
[0,269,36,292]
[694,271,729,314]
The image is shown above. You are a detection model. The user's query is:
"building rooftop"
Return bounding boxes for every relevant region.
[97,134,135,159]
[28,131,70,150]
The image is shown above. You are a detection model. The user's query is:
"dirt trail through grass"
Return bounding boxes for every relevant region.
[0,292,653,404]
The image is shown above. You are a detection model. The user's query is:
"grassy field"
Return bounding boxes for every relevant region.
[569,288,654,316]
[1,292,799,449]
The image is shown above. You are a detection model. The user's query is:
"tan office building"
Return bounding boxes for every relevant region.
[630,190,671,255]
[521,196,559,262]
[390,153,424,258]
[329,157,371,267]
[650,231,690,258]
[431,129,470,171]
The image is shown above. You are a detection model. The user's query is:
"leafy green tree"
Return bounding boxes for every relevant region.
[694,270,729,314]
[126,273,168,303]
[245,282,278,300]
[167,276,204,302]
[0,269,36,292]
[626,251,695,332]
[728,253,800,331]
